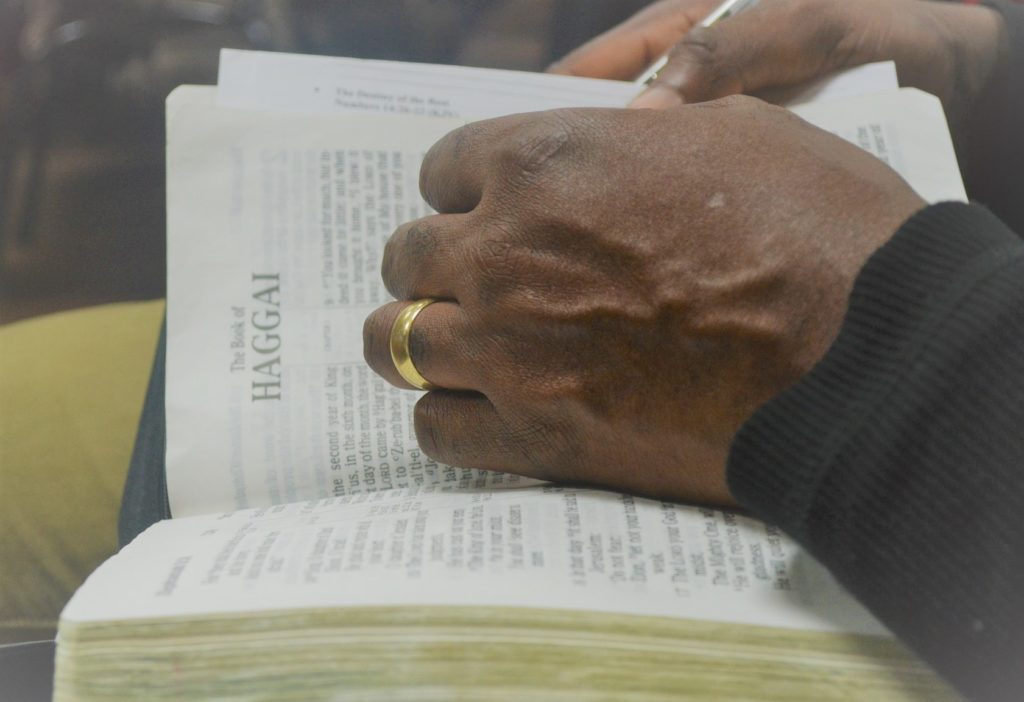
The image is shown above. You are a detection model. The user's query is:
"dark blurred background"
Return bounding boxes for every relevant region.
[0,0,649,324]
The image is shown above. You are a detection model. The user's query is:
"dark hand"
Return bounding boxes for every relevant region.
[551,0,1008,158]
[364,99,924,506]
[546,0,723,81]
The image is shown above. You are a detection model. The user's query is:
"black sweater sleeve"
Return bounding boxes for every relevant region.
[727,203,1024,701]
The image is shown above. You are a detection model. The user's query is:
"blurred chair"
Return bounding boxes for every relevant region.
[0,0,650,323]
[0,0,277,253]
[549,0,652,66]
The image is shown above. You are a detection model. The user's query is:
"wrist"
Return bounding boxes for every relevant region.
[919,1,1008,131]
[726,202,1020,541]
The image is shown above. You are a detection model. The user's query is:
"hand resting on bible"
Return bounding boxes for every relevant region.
[362,98,925,506]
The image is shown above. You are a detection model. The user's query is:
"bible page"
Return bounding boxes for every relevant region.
[167,85,962,519]
[166,87,539,518]
[63,486,885,636]
[791,88,966,203]
[217,49,639,117]
[216,49,895,117]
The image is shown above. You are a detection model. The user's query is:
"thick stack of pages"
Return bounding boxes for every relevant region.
[56,487,957,701]
[54,51,967,700]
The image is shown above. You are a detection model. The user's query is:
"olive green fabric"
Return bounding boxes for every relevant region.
[0,300,163,643]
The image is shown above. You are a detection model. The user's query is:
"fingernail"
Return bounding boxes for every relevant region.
[629,86,684,110]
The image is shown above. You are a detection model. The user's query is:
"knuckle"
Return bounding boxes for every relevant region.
[508,416,557,459]
[463,213,525,304]
[709,93,757,109]
[726,93,794,125]
[816,0,860,61]
[666,27,741,98]
[414,393,457,464]
[475,238,521,289]
[413,395,443,461]
[693,93,767,118]
[501,110,578,177]
[421,126,459,180]
[404,219,440,259]
[383,219,439,298]
[380,235,402,296]
[672,28,721,68]
[361,308,390,373]
[420,123,476,206]
[407,316,435,377]
[504,412,581,481]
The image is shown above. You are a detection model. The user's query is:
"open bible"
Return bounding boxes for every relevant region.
[53,51,966,701]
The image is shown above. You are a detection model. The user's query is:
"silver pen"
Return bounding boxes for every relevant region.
[634,0,760,86]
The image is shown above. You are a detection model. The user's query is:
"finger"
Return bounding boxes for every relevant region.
[363,300,478,392]
[415,391,556,479]
[548,30,674,81]
[630,0,852,108]
[547,0,720,80]
[382,214,469,301]
[419,113,533,213]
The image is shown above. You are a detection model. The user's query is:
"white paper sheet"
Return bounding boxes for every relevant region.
[781,61,897,107]
[166,87,545,518]
[165,86,964,519]
[217,49,896,118]
[63,486,885,636]
[217,48,638,118]
[791,88,966,203]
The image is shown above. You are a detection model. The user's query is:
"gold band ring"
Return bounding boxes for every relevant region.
[390,298,438,391]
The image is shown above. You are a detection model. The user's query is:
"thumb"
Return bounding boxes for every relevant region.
[547,0,723,81]
[630,0,853,108]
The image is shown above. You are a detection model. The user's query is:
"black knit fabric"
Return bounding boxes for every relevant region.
[728,202,1024,700]
[727,5,1024,696]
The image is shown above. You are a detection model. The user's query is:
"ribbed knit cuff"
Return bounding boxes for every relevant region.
[726,202,1022,545]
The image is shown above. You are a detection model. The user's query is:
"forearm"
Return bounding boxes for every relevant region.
[727,203,1024,701]
[968,0,1024,233]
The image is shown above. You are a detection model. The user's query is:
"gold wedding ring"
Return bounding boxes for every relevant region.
[390,298,438,391]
